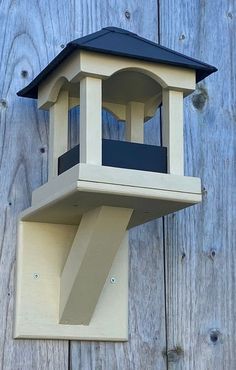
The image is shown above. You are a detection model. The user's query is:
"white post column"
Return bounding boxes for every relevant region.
[80,76,102,165]
[126,101,145,143]
[49,89,69,178]
[162,89,184,175]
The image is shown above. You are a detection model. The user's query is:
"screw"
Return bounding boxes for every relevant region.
[60,44,65,49]
[179,34,185,40]
[110,277,116,284]
[125,10,131,19]
[33,273,40,279]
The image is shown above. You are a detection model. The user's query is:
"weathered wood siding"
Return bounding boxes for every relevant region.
[0,0,235,369]
[160,1,236,369]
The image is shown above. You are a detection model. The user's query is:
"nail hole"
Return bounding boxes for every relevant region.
[40,147,45,153]
[179,34,185,40]
[125,10,131,19]
[110,277,116,284]
[210,332,218,343]
[0,99,7,108]
[202,187,207,195]
[8,202,12,206]
[60,44,65,49]
[181,252,186,260]
[21,70,28,78]
[209,329,221,344]
[211,250,216,258]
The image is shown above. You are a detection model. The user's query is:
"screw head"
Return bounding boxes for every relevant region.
[110,277,116,284]
[33,273,40,279]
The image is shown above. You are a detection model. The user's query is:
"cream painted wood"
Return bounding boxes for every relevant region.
[38,50,196,110]
[126,102,145,143]
[37,51,81,109]
[14,222,129,340]
[69,96,160,123]
[80,77,102,165]
[26,179,202,228]
[144,93,162,120]
[49,90,69,178]
[102,70,162,106]
[60,206,132,325]
[79,51,196,92]
[32,163,202,206]
[20,163,202,230]
[162,89,184,175]
[102,102,126,121]
[69,97,127,121]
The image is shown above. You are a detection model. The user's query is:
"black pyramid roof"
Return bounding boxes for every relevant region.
[17,27,217,99]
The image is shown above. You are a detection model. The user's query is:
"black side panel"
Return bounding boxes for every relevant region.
[58,139,167,175]
[58,145,80,174]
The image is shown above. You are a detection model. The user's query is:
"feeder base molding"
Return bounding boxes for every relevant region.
[14,223,129,341]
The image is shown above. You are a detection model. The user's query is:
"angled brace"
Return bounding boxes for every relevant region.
[59,206,133,325]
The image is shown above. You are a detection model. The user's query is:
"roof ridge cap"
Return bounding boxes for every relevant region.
[69,29,110,47]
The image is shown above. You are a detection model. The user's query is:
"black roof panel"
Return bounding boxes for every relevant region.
[17,27,217,99]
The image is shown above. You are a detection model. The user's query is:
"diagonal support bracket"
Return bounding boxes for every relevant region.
[59,206,133,325]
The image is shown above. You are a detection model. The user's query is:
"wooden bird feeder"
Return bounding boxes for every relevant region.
[14,27,217,341]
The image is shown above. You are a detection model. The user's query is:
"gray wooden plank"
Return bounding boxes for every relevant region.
[0,0,94,368]
[69,1,167,369]
[160,0,236,369]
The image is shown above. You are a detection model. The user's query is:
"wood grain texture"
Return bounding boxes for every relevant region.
[0,0,78,368]
[1,0,234,369]
[160,0,236,369]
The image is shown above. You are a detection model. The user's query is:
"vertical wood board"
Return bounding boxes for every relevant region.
[160,0,236,369]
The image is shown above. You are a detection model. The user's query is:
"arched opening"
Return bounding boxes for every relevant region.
[102,68,162,110]
[56,70,167,175]
[68,105,125,150]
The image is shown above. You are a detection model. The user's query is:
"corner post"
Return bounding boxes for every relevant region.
[162,89,184,175]
[48,90,69,178]
[126,101,145,143]
[80,76,102,165]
